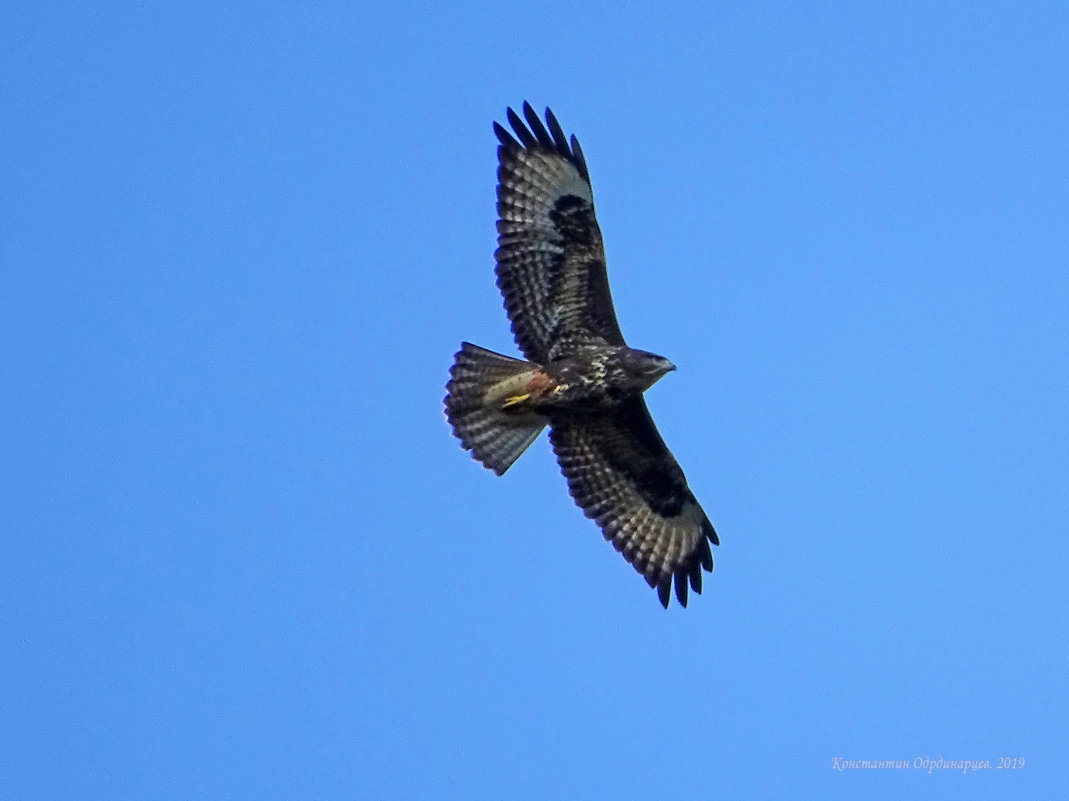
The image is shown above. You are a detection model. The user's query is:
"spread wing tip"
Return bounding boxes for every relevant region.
[495,101,590,180]
[648,561,705,610]
[493,120,519,149]
[704,516,720,547]
[658,514,719,609]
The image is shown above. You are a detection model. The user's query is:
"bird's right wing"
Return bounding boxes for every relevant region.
[548,397,718,608]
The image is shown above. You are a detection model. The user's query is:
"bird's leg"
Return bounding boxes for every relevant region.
[501,392,531,408]
[499,371,558,409]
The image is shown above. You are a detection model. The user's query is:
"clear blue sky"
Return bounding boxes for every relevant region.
[3,2,1067,799]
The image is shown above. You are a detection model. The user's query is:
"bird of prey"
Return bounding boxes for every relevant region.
[444,102,718,608]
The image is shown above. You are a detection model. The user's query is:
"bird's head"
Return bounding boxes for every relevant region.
[627,349,677,390]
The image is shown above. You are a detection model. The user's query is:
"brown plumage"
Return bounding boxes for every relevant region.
[444,103,718,608]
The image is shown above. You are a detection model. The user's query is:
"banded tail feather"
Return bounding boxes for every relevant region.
[444,342,548,475]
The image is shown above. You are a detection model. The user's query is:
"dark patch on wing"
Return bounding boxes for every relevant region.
[593,397,691,517]
[549,195,599,244]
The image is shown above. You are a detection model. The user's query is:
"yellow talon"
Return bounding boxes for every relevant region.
[501,392,531,408]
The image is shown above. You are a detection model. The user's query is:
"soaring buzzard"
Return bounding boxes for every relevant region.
[444,103,718,608]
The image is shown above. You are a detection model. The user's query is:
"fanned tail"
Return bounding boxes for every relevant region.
[444,343,548,475]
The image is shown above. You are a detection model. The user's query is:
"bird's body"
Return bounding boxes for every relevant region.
[444,103,718,608]
[493,346,675,414]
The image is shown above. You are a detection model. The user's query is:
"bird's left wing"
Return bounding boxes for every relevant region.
[548,397,719,608]
[494,103,626,363]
